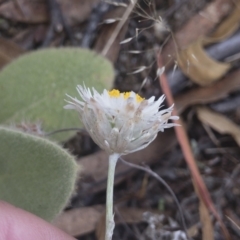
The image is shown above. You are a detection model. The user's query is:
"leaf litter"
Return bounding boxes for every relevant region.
[1,0,240,239]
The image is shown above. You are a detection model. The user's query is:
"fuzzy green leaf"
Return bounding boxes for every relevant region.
[0,127,78,221]
[0,48,114,140]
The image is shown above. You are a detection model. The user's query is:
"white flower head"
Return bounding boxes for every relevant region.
[64,85,178,156]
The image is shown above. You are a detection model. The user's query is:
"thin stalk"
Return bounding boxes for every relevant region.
[105,153,119,240]
[101,0,137,57]
[119,157,189,239]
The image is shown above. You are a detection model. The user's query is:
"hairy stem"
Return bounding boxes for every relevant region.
[105,153,119,240]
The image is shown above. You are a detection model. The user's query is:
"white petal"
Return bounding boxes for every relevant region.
[64,86,178,155]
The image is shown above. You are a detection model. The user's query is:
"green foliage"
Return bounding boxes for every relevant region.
[0,48,114,140]
[0,127,78,221]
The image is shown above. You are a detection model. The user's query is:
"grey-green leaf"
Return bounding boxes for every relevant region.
[0,127,78,221]
[0,48,114,141]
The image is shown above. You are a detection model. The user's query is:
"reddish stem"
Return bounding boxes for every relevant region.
[157,54,230,240]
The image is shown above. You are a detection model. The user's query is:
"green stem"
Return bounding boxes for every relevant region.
[105,153,119,240]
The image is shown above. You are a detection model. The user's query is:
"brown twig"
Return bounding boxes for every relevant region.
[81,2,110,48]
[157,54,231,240]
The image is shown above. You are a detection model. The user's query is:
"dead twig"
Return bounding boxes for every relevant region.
[157,53,231,240]
[81,2,110,48]
[101,0,137,56]
[119,157,189,239]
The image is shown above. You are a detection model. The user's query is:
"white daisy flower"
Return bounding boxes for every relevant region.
[64,85,178,156]
[65,84,179,240]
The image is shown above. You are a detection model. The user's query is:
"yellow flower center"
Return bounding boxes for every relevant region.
[123,92,131,99]
[135,94,145,102]
[108,89,120,98]
[108,89,144,102]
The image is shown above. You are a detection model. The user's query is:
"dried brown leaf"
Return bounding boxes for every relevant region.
[177,3,240,86]
[199,199,214,240]
[53,205,104,236]
[196,107,240,147]
[205,3,240,42]
[54,206,157,237]
[162,0,233,69]
[96,212,105,240]
[175,69,240,113]
[0,0,47,23]
[0,0,99,25]
[61,0,100,25]
[115,207,151,224]
[193,180,214,240]
[177,38,231,86]
[95,207,152,240]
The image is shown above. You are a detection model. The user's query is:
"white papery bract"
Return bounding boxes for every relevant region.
[64,85,178,156]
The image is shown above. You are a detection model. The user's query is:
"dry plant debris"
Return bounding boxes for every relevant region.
[0,0,100,25]
[158,54,230,240]
[175,69,240,113]
[177,4,240,86]
[1,0,240,239]
[197,107,240,147]
[161,0,233,69]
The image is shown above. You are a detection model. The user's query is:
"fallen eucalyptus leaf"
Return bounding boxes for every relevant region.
[177,38,231,85]
[177,4,240,86]
[175,69,240,113]
[162,0,233,69]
